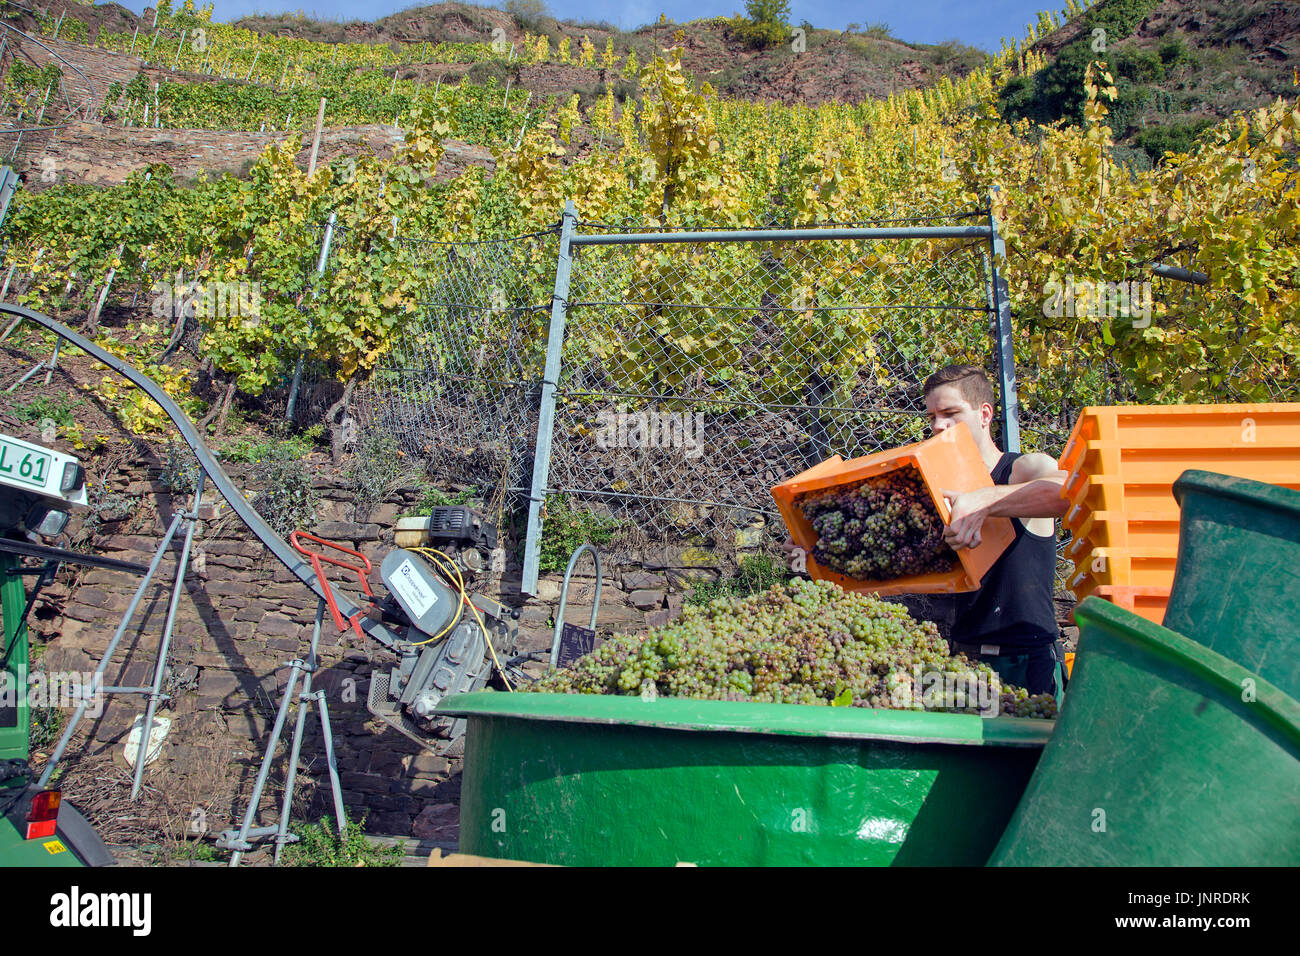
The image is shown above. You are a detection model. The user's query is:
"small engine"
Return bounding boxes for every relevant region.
[394,505,503,576]
[365,547,517,755]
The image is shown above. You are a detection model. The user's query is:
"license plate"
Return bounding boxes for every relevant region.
[0,436,52,490]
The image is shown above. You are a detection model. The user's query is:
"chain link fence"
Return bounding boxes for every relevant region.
[345,227,559,525]
[328,202,1020,590]
[545,208,1004,560]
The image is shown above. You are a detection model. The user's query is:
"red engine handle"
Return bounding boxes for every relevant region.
[290,530,374,636]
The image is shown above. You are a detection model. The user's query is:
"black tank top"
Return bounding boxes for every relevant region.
[949,452,1059,648]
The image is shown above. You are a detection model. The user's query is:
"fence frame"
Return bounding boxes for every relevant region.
[519,198,1020,595]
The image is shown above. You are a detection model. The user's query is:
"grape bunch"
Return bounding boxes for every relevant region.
[528,579,1054,719]
[999,685,1059,719]
[798,467,957,582]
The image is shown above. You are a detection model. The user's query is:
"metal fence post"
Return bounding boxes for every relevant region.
[285,212,336,422]
[987,186,1021,453]
[522,200,577,596]
[0,165,19,234]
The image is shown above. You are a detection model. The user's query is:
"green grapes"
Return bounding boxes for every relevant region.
[528,579,1055,719]
[799,467,957,582]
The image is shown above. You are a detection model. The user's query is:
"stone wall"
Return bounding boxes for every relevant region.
[11,120,493,189]
[9,35,142,114]
[4,34,496,189]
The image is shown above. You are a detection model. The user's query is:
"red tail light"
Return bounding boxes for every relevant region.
[25,789,61,840]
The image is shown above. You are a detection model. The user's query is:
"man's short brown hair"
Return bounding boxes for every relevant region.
[923,364,995,412]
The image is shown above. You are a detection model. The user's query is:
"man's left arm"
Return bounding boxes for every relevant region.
[942,453,1069,549]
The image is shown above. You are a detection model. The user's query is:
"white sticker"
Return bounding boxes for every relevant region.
[390,557,438,619]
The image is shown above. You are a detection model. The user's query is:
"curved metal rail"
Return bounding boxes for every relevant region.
[0,302,401,649]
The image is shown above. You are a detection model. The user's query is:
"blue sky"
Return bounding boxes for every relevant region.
[122,1,1066,53]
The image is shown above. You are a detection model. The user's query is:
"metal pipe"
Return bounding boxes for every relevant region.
[131,471,205,800]
[549,543,603,671]
[42,336,59,383]
[229,660,304,867]
[571,224,992,246]
[315,693,347,834]
[1151,262,1209,285]
[285,212,336,421]
[273,600,324,864]
[522,199,577,595]
[88,241,124,327]
[987,187,1021,453]
[37,511,187,787]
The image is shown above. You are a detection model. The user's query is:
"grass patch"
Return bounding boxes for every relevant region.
[684,553,789,608]
[282,816,403,867]
[220,424,324,464]
[13,394,83,430]
[402,482,478,517]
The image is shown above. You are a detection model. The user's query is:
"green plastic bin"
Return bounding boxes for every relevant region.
[1166,470,1300,702]
[437,692,1052,866]
[990,596,1300,866]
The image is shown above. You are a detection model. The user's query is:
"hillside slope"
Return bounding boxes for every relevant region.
[1001,0,1299,164]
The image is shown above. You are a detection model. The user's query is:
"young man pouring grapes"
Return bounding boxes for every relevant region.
[923,364,1069,699]
[782,364,1068,699]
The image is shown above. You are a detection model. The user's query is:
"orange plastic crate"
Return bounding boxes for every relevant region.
[1058,404,1300,527]
[1058,403,1300,477]
[771,427,1014,595]
[1061,473,1184,531]
[1068,545,1178,597]
[1064,511,1181,560]
[1058,403,1300,605]
[1073,585,1171,626]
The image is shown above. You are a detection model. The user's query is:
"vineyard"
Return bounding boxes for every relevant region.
[0,0,1297,541]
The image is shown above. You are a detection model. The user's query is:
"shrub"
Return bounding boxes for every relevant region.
[282,817,403,867]
[1133,119,1212,164]
[730,0,791,50]
[536,494,620,573]
[242,426,323,538]
[504,0,550,33]
[684,554,790,608]
[402,482,478,517]
[1157,34,1193,71]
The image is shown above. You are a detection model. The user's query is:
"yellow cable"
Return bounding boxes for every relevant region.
[405,555,462,646]
[410,547,514,692]
[416,547,514,693]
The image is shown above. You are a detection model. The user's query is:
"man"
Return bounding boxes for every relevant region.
[924,364,1069,698]
[783,364,1068,697]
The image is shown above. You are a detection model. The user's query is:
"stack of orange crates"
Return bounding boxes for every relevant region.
[772,426,1015,595]
[1058,403,1300,623]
